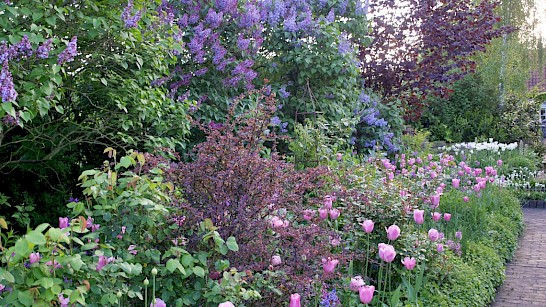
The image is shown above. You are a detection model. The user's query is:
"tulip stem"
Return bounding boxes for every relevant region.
[365,233,370,279]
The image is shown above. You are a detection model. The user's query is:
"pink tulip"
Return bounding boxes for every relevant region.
[218,302,235,307]
[29,252,41,264]
[437,244,444,253]
[303,209,315,221]
[59,217,69,230]
[359,285,375,304]
[428,228,439,241]
[457,170,464,177]
[151,298,167,307]
[378,243,396,262]
[329,208,340,220]
[386,225,401,241]
[318,208,329,220]
[430,195,440,209]
[323,196,333,209]
[473,184,481,193]
[322,257,339,273]
[497,159,503,167]
[350,276,365,292]
[401,257,416,270]
[431,212,441,222]
[362,220,374,233]
[443,213,451,222]
[463,196,469,203]
[474,168,482,176]
[290,293,301,307]
[413,209,424,225]
[452,178,460,189]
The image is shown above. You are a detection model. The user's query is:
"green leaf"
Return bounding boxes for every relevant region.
[51,284,62,295]
[14,238,31,257]
[0,268,15,283]
[40,277,55,289]
[226,237,239,252]
[26,230,46,245]
[181,254,194,267]
[18,290,33,306]
[192,266,205,278]
[166,258,186,274]
[116,156,135,170]
[34,223,50,233]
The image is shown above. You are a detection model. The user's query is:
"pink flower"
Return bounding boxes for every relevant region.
[428,228,439,241]
[362,220,374,233]
[150,298,167,307]
[431,212,441,222]
[386,225,401,241]
[290,293,301,307]
[318,208,329,220]
[463,196,469,202]
[473,184,481,193]
[452,178,460,189]
[218,302,235,307]
[378,243,396,262]
[121,226,127,234]
[303,209,316,221]
[321,257,339,273]
[414,209,424,225]
[59,217,69,229]
[401,257,416,270]
[443,213,451,222]
[474,168,482,176]
[96,255,109,271]
[46,260,62,269]
[455,231,463,240]
[92,224,101,232]
[128,245,138,255]
[359,285,375,304]
[330,236,341,246]
[271,255,281,266]
[336,153,343,161]
[270,216,285,228]
[58,294,69,307]
[437,244,444,253]
[497,159,503,167]
[350,276,365,292]
[0,284,4,291]
[430,194,440,209]
[323,196,333,209]
[29,252,41,264]
[329,208,340,220]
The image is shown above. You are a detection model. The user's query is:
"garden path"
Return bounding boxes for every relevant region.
[492,208,546,306]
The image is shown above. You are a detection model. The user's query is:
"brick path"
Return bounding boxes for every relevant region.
[492,208,546,306]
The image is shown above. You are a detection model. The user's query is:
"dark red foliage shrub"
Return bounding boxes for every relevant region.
[166,88,337,294]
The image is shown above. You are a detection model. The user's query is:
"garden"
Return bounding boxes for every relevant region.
[0,0,545,306]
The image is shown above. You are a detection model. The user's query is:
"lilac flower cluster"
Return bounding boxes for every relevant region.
[1,36,36,62]
[57,36,78,65]
[1,61,17,102]
[121,0,143,29]
[320,288,340,307]
[338,33,352,55]
[36,39,53,59]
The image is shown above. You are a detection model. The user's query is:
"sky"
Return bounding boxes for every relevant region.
[537,2,546,38]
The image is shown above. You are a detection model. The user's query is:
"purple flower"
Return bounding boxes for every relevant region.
[326,9,335,23]
[150,298,167,307]
[36,39,53,59]
[58,294,69,307]
[29,252,41,264]
[57,36,78,65]
[279,86,290,98]
[378,243,396,262]
[386,224,400,241]
[237,35,251,51]
[205,9,223,29]
[194,68,208,76]
[0,61,17,102]
[350,276,365,292]
[121,0,142,28]
[321,257,339,273]
[14,35,33,58]
[283,13,298,32]
[239,4,260,28]
[59,217,69,229]
[338,34,351,54]
[128,245,138,255]
[96,255,109,271]
[455,231,462,240]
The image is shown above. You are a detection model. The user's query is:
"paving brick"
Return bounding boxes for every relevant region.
[492,208,546,307]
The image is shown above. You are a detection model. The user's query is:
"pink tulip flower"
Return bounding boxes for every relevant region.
[218,302,235,307]
[432,212,441,222]
[323,196,333,209]
[428,228,439,241]
[329,208,340,220]
[362,220,374,233]
[290,293,301,307]
[359,285,375,304]
[322,257,339,273]
[378,243,396,262]
[463,196,469,202]
[318,208,329,220]
[59,217,69,230]
[443,213,451,222]
[413,209,424,225]
[497,159,503,167]
[29,252,41,264]
[386,225,401,241]
[151,298,167,307]
[430,195,440,209]
[350,276,365,292]
[452,178,460,189]
[401,257,416,270]
[437,244,444,253]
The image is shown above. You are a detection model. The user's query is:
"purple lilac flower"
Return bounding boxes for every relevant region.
[237,35,251,51]
[337,0,349,15]
[283,12,298,32]
[266,0,286,26]
[1,61,17,102]
[205,9,223,29]
[57,36,78,65]
[280,122,288,133]
[179,14,189,28]
[326,9,335,23]
[15,35,33,58]
[338,34,352,55]
[216,0,237,14]
[299,8,313,31]
[356,0,370,16]
[121,0,142,28]
[194,68,208,76]
[157,0,175,25]
[36,39,53,59]
[271,116,282,126]
[239,4,260,28]
[2,114,20,126]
